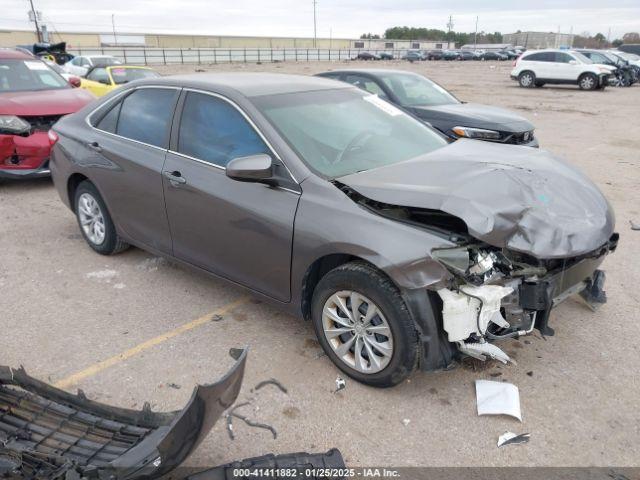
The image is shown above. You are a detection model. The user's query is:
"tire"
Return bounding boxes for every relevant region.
[311,261,419,388]
[578,73,598,90]
[518,71,535,88]
[74,181,129,255]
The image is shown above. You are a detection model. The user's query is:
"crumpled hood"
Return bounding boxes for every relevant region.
[338,139,614,259]
[0,88,95,116]
[411,103,534,133]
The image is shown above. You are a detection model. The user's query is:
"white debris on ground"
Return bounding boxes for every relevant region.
[334,376,346,393]
[85,269,118,282]
[113,283,126,289]
[475,379,522,421]
[402,418,411,426]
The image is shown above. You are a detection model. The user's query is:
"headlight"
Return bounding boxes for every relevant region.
[452,126,501,140]
[0,115,31,135]
[598,67,612,73]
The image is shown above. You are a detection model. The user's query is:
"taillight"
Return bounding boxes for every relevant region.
[512,59,517,67]
[48,130,59,146]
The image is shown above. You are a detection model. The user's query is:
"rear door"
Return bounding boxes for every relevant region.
[162,90,300,301]
[83,86,179,253]
[554,52,582,80]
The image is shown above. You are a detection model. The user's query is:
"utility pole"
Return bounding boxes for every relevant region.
[313,0,317,48]
[112,14,117,45]
[28,0,42,42]
[446,15,454,48]
[474,16,478,49]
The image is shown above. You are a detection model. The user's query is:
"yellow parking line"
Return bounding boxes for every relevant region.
[54,296,250,390]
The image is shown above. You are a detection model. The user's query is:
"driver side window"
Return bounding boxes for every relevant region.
[344,75,389,100]
[87,67,110,84]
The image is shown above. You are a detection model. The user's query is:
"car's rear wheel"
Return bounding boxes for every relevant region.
[578,73,598,90]
[518,71,535,88]
[74,181,129,255]
[311,262,419,388]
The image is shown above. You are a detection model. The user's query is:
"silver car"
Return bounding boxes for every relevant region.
[51,73,617,387]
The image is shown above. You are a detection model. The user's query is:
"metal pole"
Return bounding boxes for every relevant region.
[28,0,42,42]
[474,16,478,49]
[111,14,117,45]
[313,0,317,48]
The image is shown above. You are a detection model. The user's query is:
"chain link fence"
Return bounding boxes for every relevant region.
[67,47,409,65]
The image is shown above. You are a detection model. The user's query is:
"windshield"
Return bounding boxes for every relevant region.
[0,59,68,92]
[109,67,160,85]
[254,88,447,178]
[91,57,120,67]
[377,72,459,107]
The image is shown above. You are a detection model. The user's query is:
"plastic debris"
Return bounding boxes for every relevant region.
[630,220,640,231]
[225,401,277,440]
[402,418,410,426]
[254,378,288,394]
[459,342,512,364]
[475,379,522,421]
[334,376,346,393]
[497,431,530,447]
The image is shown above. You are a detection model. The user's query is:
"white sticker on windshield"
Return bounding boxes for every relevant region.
[364,94,403,116]
[24,61,49,70]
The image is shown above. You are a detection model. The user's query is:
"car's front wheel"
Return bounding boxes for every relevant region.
[311,262,419,388]
[578,73,598,90]
[74,181,129,255]
[518,71,535,87]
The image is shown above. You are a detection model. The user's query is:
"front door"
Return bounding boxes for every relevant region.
[162,90,299,301]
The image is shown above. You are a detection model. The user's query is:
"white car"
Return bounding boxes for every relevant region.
[609,50,640,68]
[510,49,615,90]
[63,55,121,77]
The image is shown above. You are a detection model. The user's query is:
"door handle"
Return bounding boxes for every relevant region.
[163,170,187,185]
[87,141,102,152]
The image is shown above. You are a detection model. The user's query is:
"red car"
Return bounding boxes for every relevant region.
[0,49,94,179]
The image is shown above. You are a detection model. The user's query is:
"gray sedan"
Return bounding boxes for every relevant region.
[51,73,617,387]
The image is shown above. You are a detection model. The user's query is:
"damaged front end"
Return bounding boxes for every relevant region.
[432,237,618,363]
[0,349,247,479]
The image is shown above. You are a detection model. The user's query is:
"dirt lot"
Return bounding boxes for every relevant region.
[1,60,639,468]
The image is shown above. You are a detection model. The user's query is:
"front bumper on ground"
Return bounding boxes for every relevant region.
[0,348,247,479]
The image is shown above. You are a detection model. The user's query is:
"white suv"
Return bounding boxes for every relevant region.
[511,49,615,90]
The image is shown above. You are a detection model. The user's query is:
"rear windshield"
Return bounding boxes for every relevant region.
[0,59,68,92]
[109,68,160,85]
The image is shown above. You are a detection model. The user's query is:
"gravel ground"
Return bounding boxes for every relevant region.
[1,60,639,468]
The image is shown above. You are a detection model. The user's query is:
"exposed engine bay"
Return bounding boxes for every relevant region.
[337,181,619,364]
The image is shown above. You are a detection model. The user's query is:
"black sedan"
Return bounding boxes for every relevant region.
[354,52,380,60]
[480,51,508,61]
[315,69,538,147]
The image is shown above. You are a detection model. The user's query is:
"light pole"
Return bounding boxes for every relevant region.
[313,0,317,48]
[112,14,117,45]
[474,16,478,49]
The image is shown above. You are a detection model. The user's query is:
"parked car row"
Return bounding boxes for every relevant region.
[355,48,525,62]
[511,48,640,90]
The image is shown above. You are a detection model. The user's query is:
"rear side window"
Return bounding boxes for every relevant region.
[177,92,269,167]
[96,102,121,133]
[344,75,389,100]
[523,52,553,62]
[116,88,178,148]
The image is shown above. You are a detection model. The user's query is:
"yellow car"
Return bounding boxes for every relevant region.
[80,65,160,97]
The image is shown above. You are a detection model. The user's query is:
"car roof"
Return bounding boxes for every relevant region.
[133,72,351,97]
[0,48,36,60]
[317,69,422,77]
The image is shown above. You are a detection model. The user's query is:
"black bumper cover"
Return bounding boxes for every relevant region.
[0,349,247,479]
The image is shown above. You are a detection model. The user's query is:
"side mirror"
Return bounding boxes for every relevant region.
[68,76,81,88]
[569,60,578,65]
[226,154,273,183]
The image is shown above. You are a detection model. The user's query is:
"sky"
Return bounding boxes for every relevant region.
[2,0,639,40]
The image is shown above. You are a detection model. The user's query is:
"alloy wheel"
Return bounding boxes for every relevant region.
[77,193,106,245]
[322,290,394,374]
[581,76,595,89]
[520,73,533,87]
